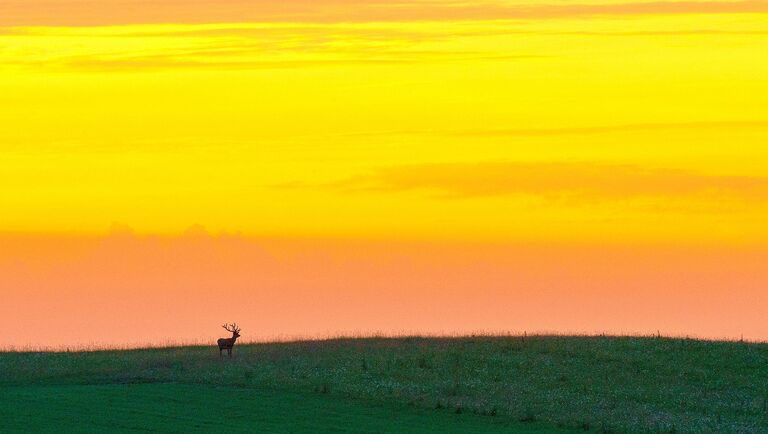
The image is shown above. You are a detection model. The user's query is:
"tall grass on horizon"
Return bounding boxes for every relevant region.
[1,330,760,353]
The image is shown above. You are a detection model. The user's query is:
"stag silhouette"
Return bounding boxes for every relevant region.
[217,323,241,358]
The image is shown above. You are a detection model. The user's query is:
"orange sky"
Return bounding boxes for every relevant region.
[3,231,768,348]
[2,0,767,347]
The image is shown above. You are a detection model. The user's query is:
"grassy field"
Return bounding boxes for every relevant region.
[1,336,768,433]
[0,384,563,433]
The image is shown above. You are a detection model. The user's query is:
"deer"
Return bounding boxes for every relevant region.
[217,323,241,358]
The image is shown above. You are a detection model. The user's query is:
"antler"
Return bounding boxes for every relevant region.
[222,323,241,333]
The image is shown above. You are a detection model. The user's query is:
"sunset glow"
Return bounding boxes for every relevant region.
[2,0,767,347]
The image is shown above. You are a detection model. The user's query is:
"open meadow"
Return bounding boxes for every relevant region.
[2,335,768,433]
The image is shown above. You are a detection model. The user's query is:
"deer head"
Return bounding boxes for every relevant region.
[222,323,241,339]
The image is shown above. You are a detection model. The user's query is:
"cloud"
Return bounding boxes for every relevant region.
[9,50,543,72]
[290,161,768,202]
[2,1,767,26]
[448,121,768,138]
[547,29,768,37]
[12,23,767,39]
[0,23,547,72]
[4,4,765,73]
[306,120,768,141]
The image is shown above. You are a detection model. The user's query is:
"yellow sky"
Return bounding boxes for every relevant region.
[1,1,767,244]
[3,1,768,346]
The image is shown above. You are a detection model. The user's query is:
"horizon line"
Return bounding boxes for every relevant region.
[1,331,761,353]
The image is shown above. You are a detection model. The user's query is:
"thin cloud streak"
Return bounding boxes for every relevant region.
[0,24,548,72]
[310,120,768,140]
[451,121,768,137]
[292,162,768,201]
[8,23,767,39]
[8,51,544,72]
[2,1,767,26]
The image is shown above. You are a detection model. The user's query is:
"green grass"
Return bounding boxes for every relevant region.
[0,384,560,433]
[2,335,768,433]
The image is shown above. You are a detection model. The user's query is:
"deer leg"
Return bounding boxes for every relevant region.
[219,348,222,357]
[228,348,233,358]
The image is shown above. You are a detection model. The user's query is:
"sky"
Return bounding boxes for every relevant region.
[1,0,767,348]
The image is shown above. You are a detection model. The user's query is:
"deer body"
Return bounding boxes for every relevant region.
[218,323,241,357]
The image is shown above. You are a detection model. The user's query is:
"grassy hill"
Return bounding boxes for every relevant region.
[1,335,768,433]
